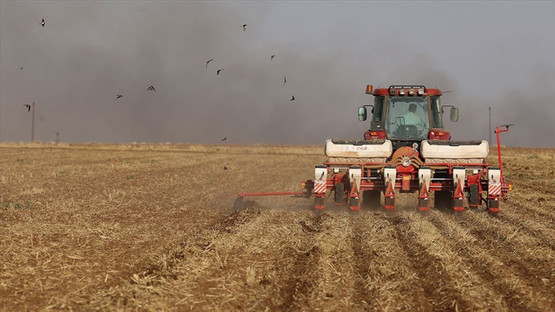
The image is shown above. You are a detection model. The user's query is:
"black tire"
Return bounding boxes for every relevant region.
[362,190,380,209]
[468,184,480,208]
[434,191,453,211]
[334,182,345,203]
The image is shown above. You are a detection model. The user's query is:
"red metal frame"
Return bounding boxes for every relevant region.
[235,89,512,214]
[495,125,511,180]
[418,184,429,211]
[453,182,465,211]
[236,158,504,211]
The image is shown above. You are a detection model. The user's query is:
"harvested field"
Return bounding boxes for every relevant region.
[1,142,554,311]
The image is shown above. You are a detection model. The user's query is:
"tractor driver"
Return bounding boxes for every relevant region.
[402,103,423,126]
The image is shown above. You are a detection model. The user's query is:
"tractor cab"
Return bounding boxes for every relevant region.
[359,85,458,150]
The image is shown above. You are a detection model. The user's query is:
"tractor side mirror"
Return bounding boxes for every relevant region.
[450,107,459,122]
[358,107,367,121]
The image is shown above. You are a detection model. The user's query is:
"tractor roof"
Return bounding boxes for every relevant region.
[371,85,442,96]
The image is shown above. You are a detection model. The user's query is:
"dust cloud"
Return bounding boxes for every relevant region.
[1,2,553,147]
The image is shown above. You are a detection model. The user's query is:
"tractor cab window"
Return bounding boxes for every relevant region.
[430,96,444,128]
[373,96,384,122]
[369,96,385,130]
[385,96,429,140]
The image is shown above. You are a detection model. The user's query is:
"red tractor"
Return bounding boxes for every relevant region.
[236,84,511,213]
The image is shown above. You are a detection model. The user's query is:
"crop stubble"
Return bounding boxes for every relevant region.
[0,143,553,311]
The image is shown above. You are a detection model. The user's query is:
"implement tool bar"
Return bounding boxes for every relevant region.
[238,192,309,198]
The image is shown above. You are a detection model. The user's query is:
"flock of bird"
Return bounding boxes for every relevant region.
[202,24,295,101]
[204,53,295,102]
[21,18,298,146]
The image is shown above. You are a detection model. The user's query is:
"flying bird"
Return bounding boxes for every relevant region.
[217,69,224,75]
[147,85,156,91]
[290,95,295,101]
[283,76,287,86]
[242,24,247,31]
[271,55,276,61]
[206,58,213,69]
[221,137,227,141]
[24,104,31,111]
[19,67,24,70]
[223,166,228,170]
[116,94,123,99]
[40,18,45,27]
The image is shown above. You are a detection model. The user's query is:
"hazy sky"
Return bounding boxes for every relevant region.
[1,1,554,147]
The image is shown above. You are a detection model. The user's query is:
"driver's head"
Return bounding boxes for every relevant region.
[408,103,417,112]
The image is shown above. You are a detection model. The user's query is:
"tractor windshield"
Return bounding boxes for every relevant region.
[385,96,429,140]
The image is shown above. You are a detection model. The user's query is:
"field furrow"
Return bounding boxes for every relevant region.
[389,213,476,311]
[351,213,430,311]
[427,212,552,311]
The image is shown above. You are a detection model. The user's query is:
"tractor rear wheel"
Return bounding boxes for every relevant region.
[434,191,453,211]
[362,190,380,209]
[334,182,345,203]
